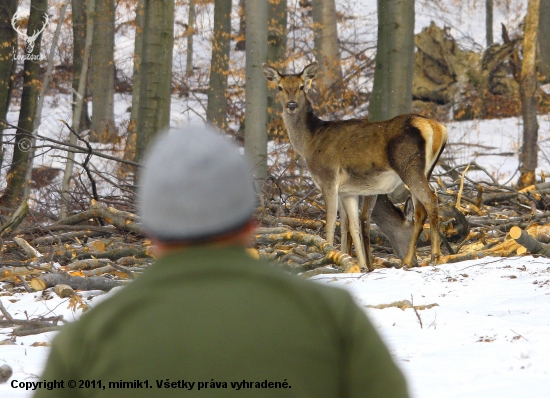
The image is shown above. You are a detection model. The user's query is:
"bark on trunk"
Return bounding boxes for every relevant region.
[186,0,195,76]
[1,0,48,209]
[0,0,17,171]
[123,0,145,171]
[312,0,343,111]
[135,0,174,164]
[89,0,115,142]
[206,0,231,131]
[539,0,550,80]
[71,0,91,131]
[266,0,287,136]
[369,0,415,122]
[244,0,268,179]
[518,0,540,188]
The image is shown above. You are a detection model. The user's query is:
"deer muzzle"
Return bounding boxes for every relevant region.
[286,101,298,111]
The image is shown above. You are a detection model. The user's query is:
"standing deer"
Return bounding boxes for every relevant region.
[263,61,447,269]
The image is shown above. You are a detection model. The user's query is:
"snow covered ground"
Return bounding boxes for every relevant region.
[1,255,549,397]
[314,257,550,397]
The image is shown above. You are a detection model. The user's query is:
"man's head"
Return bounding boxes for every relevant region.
[138,125,257,251]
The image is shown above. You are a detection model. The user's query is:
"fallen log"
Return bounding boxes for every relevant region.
[30,273,124,291]
[509,226,550,256]
[256,231,358,271]
[55,200,140,233]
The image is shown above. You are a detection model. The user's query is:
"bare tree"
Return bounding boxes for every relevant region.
[0,0,17,170]
[518,0,540,188]
[89,0,115,142]
[206,0,231,131]
[312,0,343,109]
[135,0,175,164]
[369,0,415,122]
[244,0,268,179]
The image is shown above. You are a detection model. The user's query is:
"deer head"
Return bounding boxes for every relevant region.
[263,62,318,114]
[12,10,49,54]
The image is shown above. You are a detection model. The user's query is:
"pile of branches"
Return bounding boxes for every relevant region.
[254,161,550,274]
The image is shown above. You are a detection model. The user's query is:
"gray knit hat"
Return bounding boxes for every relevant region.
[138,125,257,241]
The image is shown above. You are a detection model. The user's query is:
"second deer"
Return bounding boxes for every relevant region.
[263,61,447,270]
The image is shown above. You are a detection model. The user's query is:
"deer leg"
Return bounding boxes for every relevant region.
[407,181,441,265]
[340,195,367,269]
[338,198,351,254]
[322,185,339,246]
[360,195,377,271]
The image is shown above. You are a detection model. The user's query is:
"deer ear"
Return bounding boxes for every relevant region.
[404,197,415,224]
[301,62,318,83]
[263,64,281,83]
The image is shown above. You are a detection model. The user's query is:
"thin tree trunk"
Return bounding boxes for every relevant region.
[186,0,195,76]
[266,0,287,136]
[1,0,48,209]
[123,0,145,172]
[518,0,540,188]
[71,0,91,131]
[61,0,96,218]
[135,0,174,164]
[206,0,231,131]
[0,0,17,171]
[369,0,415,122]
[89,0,115,142]
[312,0,342,111]
[244,0,268,180]
[539,0,550,80]
[486,0,493,47]
[24,2,70,199]
[235,0,245,51]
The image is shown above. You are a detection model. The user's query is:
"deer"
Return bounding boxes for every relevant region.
[263,61,447,270]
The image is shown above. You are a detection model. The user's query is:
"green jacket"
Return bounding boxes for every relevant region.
[34,246,408,397]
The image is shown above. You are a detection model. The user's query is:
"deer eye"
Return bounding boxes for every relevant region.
[299,85,304,90]
[278,86,283,91]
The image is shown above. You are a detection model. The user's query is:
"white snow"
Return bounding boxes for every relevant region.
[312,257,550,397]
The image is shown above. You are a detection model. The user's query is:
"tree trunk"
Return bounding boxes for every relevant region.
[89,0,115,142]
[486,0,493,47]
[244,0,268,180]
[266,0,287,136]
[135,0,174,164]
[0,0,17,171]
[206,0,231,131]
[518,0,540,188]
[186,0,195,76]
[61,0,95,218]
[235,0,245,51]
[312,0,343,112]
[123,0,145,171]
[539,0,550,80]
[1,0,48,209]
[71,0,91,131]
[369,0,415,122]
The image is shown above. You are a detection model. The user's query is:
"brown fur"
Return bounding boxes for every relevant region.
[263,62,448,269]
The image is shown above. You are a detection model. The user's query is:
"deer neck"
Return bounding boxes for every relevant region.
[282,101,321,158]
